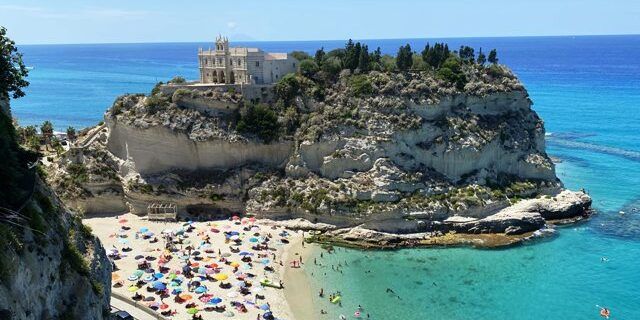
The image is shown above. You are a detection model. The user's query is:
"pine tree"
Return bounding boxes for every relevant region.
[357,45,370,72]
[477,48,486,65]
[314,47,325,64]
[396,44,413,71]
[488,49,498,64]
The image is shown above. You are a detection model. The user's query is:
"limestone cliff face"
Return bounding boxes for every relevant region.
[55,68,590,236]
[0,182,111,319]
[107,118,293,174]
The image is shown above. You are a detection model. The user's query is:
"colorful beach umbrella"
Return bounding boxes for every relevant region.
[186,308,199,314]
[214,274,229,281]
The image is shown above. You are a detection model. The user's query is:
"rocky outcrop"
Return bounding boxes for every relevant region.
[51,67,591,247]
[0,180,111,319]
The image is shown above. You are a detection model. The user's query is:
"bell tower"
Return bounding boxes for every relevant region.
[215,35,229,52]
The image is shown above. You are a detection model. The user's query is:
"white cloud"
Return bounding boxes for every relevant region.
[227,21,238,29]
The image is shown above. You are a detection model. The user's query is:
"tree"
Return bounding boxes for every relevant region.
[396,44,413,71]
[314,47,325,64]
[274,73,301,105]
[168,76,186,84]
[344,39,360,71]
[437,56,467,90]
[459,46,475,63]
[66,126,77,142]
[0,27,29,100]
[236,104,281,143]
[290,51,311,61]
[41,120,53,145]
[477,48,487,65]
[421,42,450,69]
[357,44,370,72]
[488,49,498,64]
[298,59,319,78]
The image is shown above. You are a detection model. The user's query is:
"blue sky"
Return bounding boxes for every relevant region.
[2,0,639,44]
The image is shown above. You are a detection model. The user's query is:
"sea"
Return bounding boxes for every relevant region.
[12,35,640,319]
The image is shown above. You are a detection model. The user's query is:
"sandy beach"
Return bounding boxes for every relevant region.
[85,213,311,320]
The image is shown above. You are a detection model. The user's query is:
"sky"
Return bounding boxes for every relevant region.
[1,0,639,44]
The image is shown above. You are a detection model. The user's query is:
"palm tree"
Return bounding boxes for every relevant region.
[66,126,76,143]
[40,120,53,148]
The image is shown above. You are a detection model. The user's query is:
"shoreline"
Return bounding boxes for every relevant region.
[282,231,318,320]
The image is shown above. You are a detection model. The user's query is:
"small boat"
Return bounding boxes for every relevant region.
[331,295,341,304]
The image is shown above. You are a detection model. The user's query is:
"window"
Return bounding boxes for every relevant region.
[293,63,296,68]
[238,59,242,66]
[255,61,260,67]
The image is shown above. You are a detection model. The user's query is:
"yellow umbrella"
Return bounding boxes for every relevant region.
[214,273,229,281]
[112,273,121,281]
[230,262,240,268]
[128,286,139,292]
[179,293,193,301]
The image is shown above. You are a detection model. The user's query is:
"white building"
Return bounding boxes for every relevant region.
[198,36,298,85]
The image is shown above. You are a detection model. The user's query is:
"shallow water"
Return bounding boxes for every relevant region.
[12,35,640,319]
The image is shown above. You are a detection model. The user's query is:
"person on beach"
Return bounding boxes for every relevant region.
[319,288,324,297]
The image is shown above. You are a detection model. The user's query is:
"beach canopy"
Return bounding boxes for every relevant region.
[260,303,270,310]
[140,227,149,233]
[209,297,222,304]
[154,272,164,279]
[178,293,192,301]
[152,281,166,290]
[214,274,229,281]
[194,286,207,294]
[186,308,199,314]
[128,286,139,292]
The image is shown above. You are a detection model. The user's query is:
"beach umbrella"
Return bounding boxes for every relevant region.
[229,235,240,241]
[152,282,166,290]
[249,237,259,243]
[208,263,219,268]
[128,286,139,292]
[160,303,169,310]
[178,293,192,301]
[183,239,192,245]
[112,273,121,281]
[186,308,199,315]
[211,228,220,233]
[140,227,149,233]
[209,297,222,304]
[230,262,240,268]
[154,272,164,279]
[143,275,154,282]
[133,270,144,277]
[118,218,128,224]
[205,268,215,275]
[223,311,235,317]
[261,259,270,265]
[170,281,181,287]
[239,251,251,256]
[249,217,256,223]
[260,304,270,310]
[229,231,240,236]
[171,288,183,295]
[167,273,177,280]
[118,238,129,244]
[263,311,274,319]
[194,286,207,294]
[145,231,154,237]
[214,274,229,281]
[222,252,231,258]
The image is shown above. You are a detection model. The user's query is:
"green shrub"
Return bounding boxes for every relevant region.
[67,163,88,184]
[274,74,301,104]
[91,279,104,296]
[437,56,467,90]
[348,75,373,96]
[236,104,281,143]
[168,76,186,84]
[209,193,225,202]
[298,59,319,78]
[62,240,90,276]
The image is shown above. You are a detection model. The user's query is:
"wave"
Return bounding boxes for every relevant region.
[546,136,640,162]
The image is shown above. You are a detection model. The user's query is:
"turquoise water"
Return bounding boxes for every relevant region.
[12,36,640,319]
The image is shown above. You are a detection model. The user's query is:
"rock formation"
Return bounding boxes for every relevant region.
[49,64,591,246]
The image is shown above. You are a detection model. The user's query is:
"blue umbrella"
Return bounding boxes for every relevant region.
[145,231,154,237]
[229,231,240,236]
[172,288,183,294]
[153,282,166,290]
[239,252,252,256]
[249,237,259,243]
[209,297,222,304]
[260,304,270,310]
[140,227,149,233]
[194,286,207,294]
[118,238,129,244]
[154,272,164,279]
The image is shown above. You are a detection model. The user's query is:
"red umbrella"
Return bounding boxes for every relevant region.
[119,219,128,224]
[248,217,256,223]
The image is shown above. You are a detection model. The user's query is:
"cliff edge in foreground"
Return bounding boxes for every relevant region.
[50,44,591,247]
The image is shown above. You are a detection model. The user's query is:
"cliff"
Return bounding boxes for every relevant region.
[49,62,591,245]
[0,107,111,319]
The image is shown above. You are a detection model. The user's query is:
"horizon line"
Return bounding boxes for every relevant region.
[17,33,640,46]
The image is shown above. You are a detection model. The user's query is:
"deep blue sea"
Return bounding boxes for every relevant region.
[13,35,640,319]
